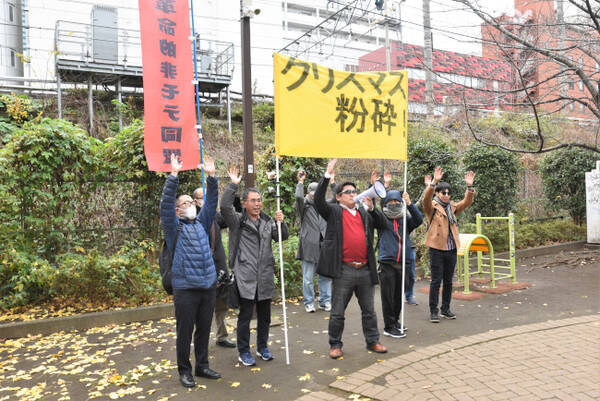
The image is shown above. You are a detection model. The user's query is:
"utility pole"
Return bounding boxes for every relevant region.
[241,0,259,187]
[556,0,567,112]
[422,0,434,118]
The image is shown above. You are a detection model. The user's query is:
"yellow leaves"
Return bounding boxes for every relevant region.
[298,372,311,381]
[230,381,240,387]
[301,388,311,393]
[261,383,272,389]
[250,367,261,372]
[302,349,315,355]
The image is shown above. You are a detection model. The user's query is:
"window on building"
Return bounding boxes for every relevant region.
[8,3,15,23]
[568,80,574,90]
[10,49,16,67]
[580,103,585,112]
[569,102,574,111]
[345,64,358,72]
[579,80,584,91]
[578,57,584,69]
[596,62,599,73]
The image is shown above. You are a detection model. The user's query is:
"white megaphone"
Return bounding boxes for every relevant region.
[355,180,387,204]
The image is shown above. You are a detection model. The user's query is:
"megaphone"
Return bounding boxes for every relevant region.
[355,180,387,203]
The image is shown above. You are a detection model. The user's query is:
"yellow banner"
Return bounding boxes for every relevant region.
[274,53,408,160]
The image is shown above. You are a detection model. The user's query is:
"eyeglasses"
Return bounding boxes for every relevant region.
[177,200,194,208]
[340,189,357,195]
[440,191,451,195]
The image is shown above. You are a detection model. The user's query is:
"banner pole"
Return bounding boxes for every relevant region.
[400,160,408,334]
[189,0,205,190]
[275,155,290,365]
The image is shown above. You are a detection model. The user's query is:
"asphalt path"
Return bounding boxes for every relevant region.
[0,246,598,401]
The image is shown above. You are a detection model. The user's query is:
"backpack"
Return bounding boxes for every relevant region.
[159,224,182,295]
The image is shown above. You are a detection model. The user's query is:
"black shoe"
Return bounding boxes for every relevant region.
[216,338,236,348]
[430,313,440,323]
[383,327,406,338]
[195,367,221,380]
[441,310,456,319]
[179,373,196,387]
[395,322,408,332]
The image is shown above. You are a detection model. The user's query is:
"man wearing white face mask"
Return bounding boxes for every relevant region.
[160,154,221,388]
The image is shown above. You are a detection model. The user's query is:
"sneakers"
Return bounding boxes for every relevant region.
[430,313,440,323]
[305,304,316,313]
[383,327,407,338]
[318,302,332,312]
[441,310,457,319]
[256,348,274,361]
[238,352,256,366]
[406,297,418,305]
[395,322,408,332]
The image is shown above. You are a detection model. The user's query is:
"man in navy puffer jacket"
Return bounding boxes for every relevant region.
[377,190,423,339]
[160,154,220,388]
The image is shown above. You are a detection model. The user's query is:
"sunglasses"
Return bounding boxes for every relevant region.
[340,189,358,195]
[440,191,451,195]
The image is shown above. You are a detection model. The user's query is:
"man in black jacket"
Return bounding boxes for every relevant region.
[314,159,388,359]
[193,187,236,349]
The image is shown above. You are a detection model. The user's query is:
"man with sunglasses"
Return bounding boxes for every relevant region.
[314,159,388,359]
[423,166,475,323]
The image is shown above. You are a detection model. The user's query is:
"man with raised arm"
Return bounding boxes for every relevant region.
[314,159,388,359]
[220,166,289,367]
[160,154,221,388]
[423,167,475,323]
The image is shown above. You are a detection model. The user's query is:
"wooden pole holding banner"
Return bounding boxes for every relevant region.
[399,160,408,334]
[275,156,290,365]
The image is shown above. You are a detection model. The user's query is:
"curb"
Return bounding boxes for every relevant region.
[0,240,591,340]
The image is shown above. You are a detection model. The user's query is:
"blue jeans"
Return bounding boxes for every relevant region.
[302,260,332,306]
[405,248,416,300]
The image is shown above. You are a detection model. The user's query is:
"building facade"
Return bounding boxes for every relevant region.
[0,0,24,77]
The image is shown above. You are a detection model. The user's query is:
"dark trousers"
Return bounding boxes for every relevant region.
[429,248,457,314]
[329,264,379,348]
[173,287,216,375]
[237,296,271,354]
[379,262,410,330]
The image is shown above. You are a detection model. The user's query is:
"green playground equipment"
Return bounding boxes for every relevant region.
[457,213,517,294]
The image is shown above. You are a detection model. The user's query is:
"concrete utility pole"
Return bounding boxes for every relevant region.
[241,0,259,188]
[422,0,434,118]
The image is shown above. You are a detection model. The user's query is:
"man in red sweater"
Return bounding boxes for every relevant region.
[313,159,388,359]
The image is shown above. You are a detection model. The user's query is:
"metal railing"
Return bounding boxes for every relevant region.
[53,20,235,79]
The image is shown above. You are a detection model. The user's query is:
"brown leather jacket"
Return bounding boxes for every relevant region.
[423,185,474,251]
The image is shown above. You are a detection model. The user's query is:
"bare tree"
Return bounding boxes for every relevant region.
[452,0,600,153]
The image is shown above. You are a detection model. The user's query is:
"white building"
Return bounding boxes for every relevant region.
[0,0,24,77]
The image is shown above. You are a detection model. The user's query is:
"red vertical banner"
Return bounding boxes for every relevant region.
[139,0,199,172]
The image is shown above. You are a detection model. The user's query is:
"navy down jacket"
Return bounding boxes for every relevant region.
[160,174,218,290]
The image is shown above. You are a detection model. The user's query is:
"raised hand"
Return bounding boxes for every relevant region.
[370,170,381,186]
[465,170,475,187]
[402,191,411,206]
[424,175,432,186]
[200,155,215,177]
[326,159,337,176]
[329,173,335,185]
[170,153,182,176]
[227,165,242,185]
[297,169,306,183]
[274,210,284,222]
[433,166,444,185]
[383,171,392,188]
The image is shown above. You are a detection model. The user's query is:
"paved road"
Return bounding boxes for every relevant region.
[0,247,598,401]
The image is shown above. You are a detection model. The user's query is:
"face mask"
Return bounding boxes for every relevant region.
[383,202,405,219]
[180,206,197,220]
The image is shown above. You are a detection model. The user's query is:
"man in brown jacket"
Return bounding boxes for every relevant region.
[423,166,475,323]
